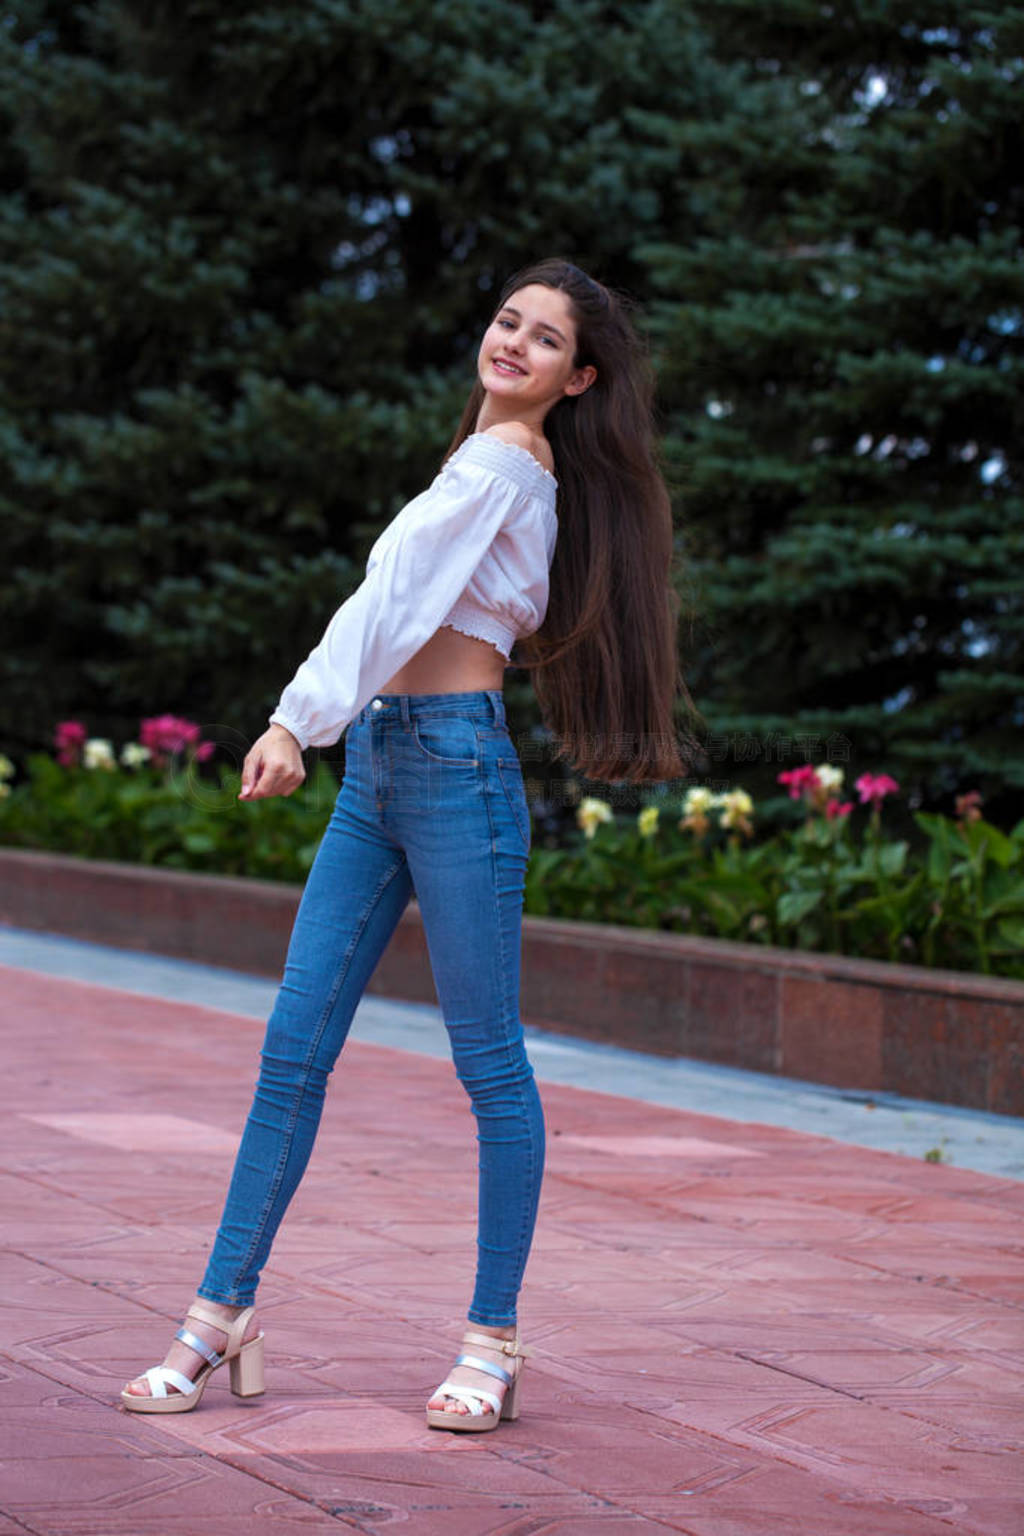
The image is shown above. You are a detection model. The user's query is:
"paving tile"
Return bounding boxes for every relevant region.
[718,1397,1024,1501]
[630,1473,967,1536]
[2,1450,359,1533]
[166,1431,680,1532]
[23,1111,242,1155]
[519,1518,684,1534]
[860,1389,1023,1452]
[227,1448,682,1532]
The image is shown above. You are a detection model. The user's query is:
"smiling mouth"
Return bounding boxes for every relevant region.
[492,357,527,377]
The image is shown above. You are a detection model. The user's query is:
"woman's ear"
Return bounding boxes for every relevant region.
[565,365,597,398]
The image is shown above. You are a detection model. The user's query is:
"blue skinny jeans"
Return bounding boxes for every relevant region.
[198,689,545,1327]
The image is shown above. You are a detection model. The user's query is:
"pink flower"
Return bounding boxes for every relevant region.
[955,790,983,825]
[55,720,87,767]
[139,714,211,765]
[854,773,900,806]
[777,765,821,801]
[825,798,853,820]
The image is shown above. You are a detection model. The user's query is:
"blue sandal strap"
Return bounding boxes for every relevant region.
[454,1352,513,1387]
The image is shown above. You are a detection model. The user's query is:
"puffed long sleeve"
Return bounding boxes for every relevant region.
[268,435,555,749]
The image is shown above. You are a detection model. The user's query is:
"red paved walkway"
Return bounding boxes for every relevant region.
[1,964,1022,1535]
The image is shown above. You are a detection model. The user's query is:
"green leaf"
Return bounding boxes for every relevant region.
[182,831,217,854]
[915,812,954,883]
[962,820,1018,869]
[878,840,909,878]
[981,876,1024,920]
[993,916,1024,954]
[777,890,823,925]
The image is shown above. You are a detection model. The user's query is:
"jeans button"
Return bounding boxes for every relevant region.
[371,698,384,710]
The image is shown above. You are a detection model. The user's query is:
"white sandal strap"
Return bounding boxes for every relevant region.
[434,1380,502,1417]
[143,1365,196,1399]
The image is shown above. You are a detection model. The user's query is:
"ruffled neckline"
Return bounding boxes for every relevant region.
[450,432,558,492]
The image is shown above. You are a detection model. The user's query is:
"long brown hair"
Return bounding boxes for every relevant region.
[446,258,704,784]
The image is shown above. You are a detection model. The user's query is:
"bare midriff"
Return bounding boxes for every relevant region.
[379,624,506,696]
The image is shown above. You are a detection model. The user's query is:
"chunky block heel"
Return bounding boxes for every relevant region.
[500,1367,522,1421]
[229,1334,265,1397]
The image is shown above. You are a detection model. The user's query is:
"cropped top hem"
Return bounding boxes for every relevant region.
[440,600,516,658]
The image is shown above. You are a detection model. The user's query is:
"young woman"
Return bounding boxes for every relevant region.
[121,258,698,1432]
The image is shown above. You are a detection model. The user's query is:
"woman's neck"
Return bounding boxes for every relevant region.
[475,398,547,435]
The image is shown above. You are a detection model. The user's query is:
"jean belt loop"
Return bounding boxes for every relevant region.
[489,689,506,729]
[396,694,410,725]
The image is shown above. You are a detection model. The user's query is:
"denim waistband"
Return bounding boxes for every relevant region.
[355,689,506,728]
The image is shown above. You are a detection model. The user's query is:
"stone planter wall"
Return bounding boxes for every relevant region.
[2,847,1021,1116]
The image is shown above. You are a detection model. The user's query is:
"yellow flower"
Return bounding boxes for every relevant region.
[577,796,614,839]
[716,788,755,834]
[0,754,14,781]
[637,805,659,839]
[678,784,714,836]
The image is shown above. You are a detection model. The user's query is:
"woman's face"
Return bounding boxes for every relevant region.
[477,283,595,417]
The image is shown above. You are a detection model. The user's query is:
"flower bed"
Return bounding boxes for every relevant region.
[530,770,1024,980]
[2,723,1023,981]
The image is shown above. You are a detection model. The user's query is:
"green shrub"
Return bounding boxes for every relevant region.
[527,771,1024,980]
[0,723,335,883]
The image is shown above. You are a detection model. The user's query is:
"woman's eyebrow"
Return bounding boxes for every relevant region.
[498,304,568,344]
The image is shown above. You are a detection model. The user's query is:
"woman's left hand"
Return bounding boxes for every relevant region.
[239,725,306,801]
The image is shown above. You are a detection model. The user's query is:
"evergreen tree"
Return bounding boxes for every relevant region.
[645,1,1024,824]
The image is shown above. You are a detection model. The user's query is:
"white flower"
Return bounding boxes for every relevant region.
[120,742,152,769]
[815,763,844,793]
[682,786,714,816]
[637,805,660,839]
[577,796,614,839]
[0,754,13,781]
[83,738,116,771]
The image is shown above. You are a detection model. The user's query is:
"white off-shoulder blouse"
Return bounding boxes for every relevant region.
[268,433,558,750]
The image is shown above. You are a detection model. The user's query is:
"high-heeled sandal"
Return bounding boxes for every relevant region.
[425,1329,531,1433]
[120,1301,265,1414]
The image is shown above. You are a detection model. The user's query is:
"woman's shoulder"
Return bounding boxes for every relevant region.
[480,421,556,480]
[440,425,558,498]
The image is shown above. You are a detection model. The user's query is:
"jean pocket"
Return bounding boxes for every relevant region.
[412,715,480,767]
[497,757,531,853]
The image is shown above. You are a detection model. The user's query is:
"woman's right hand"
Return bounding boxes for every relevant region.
[239,724,306,801]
